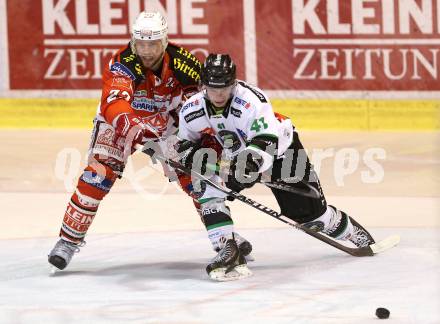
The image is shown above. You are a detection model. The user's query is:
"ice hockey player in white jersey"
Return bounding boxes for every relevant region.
[176,53,376,281]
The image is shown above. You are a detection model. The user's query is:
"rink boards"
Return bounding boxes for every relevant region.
[0,98,439,130]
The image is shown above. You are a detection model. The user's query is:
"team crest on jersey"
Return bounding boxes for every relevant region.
[110,62,136,80]
[96,129,115,146]
[143,113,169,133]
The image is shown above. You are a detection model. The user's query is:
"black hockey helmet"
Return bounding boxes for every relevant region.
[201,54,236,88]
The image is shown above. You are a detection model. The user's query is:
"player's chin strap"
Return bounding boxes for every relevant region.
[135,143,399,257]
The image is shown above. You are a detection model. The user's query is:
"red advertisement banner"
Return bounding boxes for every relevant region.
[6,0,440,90]
[7,0,244,89]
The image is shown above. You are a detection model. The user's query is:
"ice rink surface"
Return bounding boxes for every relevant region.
[1,130,439,323]
[1,228,439,324]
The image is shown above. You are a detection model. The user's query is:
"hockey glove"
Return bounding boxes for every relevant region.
[226,150,262,192]
[175,139,203,170]
[113,113,146,152]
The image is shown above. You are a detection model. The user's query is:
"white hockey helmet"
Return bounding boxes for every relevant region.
[131,11,168,51]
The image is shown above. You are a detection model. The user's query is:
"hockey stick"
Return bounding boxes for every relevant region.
[135,143,399,257]
[261,181,320,199]
[201,160,321,199]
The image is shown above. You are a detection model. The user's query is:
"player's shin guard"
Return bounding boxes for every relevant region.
[201,199,253,257]
[59,164,117,243]
[302,205,375,247]
[201,198,235,251]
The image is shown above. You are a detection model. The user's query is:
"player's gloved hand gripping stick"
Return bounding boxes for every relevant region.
[135,142,400,257]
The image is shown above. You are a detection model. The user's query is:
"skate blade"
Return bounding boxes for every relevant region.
[208,265,253,282]
[245,254,255,262]
[49,266,59,276]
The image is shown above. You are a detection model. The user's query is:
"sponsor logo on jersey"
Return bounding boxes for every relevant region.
[122,54,136,63]
[234,97,251,109]
[173,58,201,81]
[202,207,219,216]
[153,93,171,103]
[181,102,193,113]
[131,97,156,112]
[184,108,205,123]
[180,99,200,113]
[110,62,136,80]
[238,81,267,103]
[231,107,242,118]
[80,171,113,192]
[111,77,132,90]
[134,90,147,96]
[134,63,143,76]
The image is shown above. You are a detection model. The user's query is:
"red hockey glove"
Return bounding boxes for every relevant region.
[113,113,146,151]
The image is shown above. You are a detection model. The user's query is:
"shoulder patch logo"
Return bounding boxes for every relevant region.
[110,62,136,80]
[184,108,205,123]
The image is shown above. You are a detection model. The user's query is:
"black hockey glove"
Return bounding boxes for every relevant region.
[226,150,263,193]
[175,139,202,170]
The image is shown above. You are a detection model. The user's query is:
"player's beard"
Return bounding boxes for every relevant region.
[140,52,164,71]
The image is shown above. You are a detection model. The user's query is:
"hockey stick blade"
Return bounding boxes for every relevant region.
[370,235,400,254]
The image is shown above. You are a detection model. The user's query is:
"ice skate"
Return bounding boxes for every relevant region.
[234,232,254,261]
[48,239,84,270]
[303,205,375,248]
[207,235,252,281]
[347,216,375,247]
[214,232,254,262]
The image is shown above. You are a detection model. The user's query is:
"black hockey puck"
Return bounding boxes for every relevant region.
[376,307,390,319]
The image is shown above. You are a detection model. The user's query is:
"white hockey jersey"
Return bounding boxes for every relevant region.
[178,80,294,172]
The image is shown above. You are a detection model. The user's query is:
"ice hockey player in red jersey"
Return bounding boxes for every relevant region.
[48,12,252,271]
[176,54,376,281]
